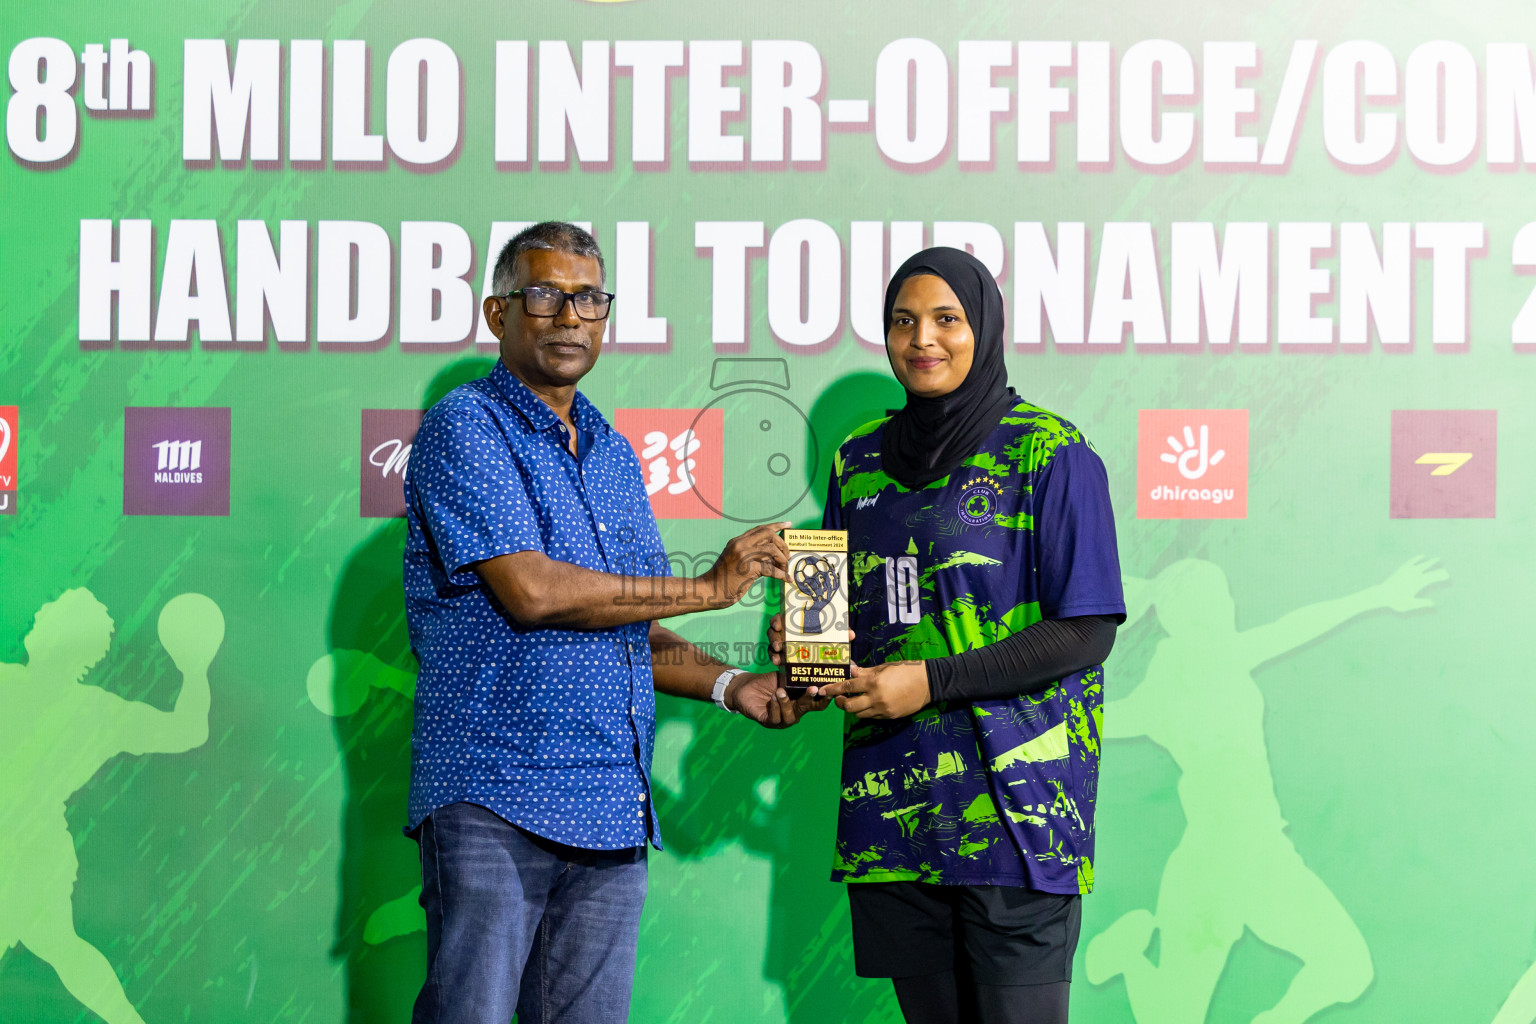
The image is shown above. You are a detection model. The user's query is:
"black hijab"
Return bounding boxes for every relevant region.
[879,247,1017,489]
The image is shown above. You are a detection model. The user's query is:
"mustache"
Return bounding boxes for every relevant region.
[538,329,591,349]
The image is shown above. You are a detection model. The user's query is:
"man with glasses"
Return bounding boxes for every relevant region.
[402,222,819,1023]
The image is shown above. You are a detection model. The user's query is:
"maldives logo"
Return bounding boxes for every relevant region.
[613,408,723,519]
[361,409,423,518]
[0,406,16,516]
[1138,410,1249,519]
[1390,410,1496,518]
[957,474,1002,526]
[153,440,203,481]
[124,407,231,516]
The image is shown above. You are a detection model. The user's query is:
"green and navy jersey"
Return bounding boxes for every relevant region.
[824,399,1124,893]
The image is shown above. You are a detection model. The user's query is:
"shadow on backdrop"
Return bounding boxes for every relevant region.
[306,357,492,1024]
[653,371,906,1023]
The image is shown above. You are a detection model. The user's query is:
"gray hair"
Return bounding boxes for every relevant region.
[491,221,606,294]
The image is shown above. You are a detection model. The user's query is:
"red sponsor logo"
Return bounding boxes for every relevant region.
[0,405,16,516]
[613,409,724,520]
[1137,409,1249,519]
[1390,410,1496,519]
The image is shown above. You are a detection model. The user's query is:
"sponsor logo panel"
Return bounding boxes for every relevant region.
[124,407,231,516]
[1389,410,1497,519]
[1137,409,1249,519]
[361,409,424,518]
[614,408,724,520]
[0,405,16,516]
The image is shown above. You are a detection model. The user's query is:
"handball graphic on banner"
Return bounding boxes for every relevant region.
[122,407,230,516]
[0,406,16,516]
[782,529,850,697]
[1137,409,1250,519]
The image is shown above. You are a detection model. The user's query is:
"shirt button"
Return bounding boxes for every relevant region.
[598,523,607,531]
[638,792,647,801]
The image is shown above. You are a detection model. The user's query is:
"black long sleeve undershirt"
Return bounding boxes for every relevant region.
[924,615,1120,704]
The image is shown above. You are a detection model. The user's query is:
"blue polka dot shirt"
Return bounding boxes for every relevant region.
[403,361,668,850]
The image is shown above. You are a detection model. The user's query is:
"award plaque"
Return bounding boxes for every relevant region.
[782,529,851,695]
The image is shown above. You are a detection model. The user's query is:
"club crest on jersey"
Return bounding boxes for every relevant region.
[957,475,1002,526]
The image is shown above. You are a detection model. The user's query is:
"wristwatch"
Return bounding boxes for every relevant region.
[712,668,745,713]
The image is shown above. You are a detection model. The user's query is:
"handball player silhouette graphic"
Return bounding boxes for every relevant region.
[789,553,839,633]
[1087,557,1445,1024]
[0,588,223,1024]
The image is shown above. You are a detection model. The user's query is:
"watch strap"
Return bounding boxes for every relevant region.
[712,668,745,713]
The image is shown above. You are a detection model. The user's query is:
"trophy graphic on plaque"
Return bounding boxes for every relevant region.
[782,529,851,695]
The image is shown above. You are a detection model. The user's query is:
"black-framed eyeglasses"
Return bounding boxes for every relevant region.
[501,286,614,321]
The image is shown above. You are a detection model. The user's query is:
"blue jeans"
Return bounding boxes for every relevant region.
[411,802,648,1024]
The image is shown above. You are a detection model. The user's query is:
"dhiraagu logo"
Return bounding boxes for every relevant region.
[1160,425,1225,479]
[1137,410,1249,519]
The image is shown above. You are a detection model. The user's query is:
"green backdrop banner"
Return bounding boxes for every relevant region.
[3,2,1535,1021]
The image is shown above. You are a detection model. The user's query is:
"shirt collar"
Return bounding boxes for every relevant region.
[488,360,611,438]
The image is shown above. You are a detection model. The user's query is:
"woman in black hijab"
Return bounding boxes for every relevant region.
[776,247,1126,1024]
[877,246,1019,489]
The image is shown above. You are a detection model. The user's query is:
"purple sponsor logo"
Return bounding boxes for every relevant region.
[124,407,230,516]
[361,409,422,518]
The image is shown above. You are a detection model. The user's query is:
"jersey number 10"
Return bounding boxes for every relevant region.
[884,556,920,624]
